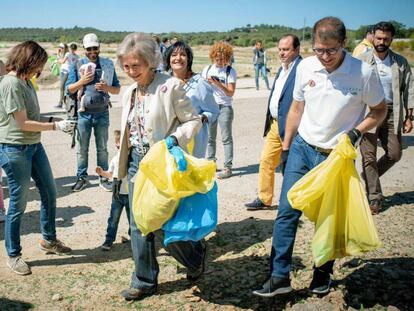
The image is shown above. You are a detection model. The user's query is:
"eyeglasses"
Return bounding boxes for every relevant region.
[86,47,99,52]
[312,46,342,56]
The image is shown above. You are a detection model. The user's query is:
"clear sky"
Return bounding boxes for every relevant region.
[1,0,413,33]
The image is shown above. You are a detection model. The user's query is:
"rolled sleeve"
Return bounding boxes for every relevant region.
[171,83,202,147]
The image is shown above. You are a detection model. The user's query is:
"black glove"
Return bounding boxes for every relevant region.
[347,128,362,146]
[112,178,122,200]
[279,149,289,176]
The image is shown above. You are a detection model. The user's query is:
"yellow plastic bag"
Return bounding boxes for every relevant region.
[133,141,216,235]
[287,134,381,267]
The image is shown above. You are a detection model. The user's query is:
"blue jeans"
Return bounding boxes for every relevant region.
[0,143,57,257]
[127,148,205,290]
[104,194,131,245]
[254,63,270,89]
[270,135,334,278]
[207,105,234,168]
[76,110,109,178]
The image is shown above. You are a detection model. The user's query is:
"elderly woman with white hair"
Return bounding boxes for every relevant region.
[115,32,204,301]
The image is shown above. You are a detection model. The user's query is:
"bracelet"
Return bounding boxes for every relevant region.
[48,116,54,123]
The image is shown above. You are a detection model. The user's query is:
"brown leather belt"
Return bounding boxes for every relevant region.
[308,143,332,154]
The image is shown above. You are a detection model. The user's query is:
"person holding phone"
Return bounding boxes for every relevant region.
[202,41,237,179]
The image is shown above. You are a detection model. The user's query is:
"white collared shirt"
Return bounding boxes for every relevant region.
[293,53,384,149]
[374,53,393,104]
[269,57,298,119]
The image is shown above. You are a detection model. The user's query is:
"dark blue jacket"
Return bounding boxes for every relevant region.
[263,56,302,139]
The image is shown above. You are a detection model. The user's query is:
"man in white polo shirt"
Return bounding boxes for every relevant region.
[253,16,387,298]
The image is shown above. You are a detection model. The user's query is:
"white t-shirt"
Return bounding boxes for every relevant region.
[269,57,299,119]
[108,153,128,195]
[293,53,384,149]
[374,53,393,104]
[201,64,237,107]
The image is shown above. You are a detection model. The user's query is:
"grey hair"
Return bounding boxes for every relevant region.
[116,32,161,69]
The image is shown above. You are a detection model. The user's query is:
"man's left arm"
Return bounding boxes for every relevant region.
[355,101,387,134]
[403,64,413,133]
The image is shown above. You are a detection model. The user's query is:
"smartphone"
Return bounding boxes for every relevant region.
[210,76,220,82]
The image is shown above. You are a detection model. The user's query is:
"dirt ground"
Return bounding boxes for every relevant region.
[0,78,413,311]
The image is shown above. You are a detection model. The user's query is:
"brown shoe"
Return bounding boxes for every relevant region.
[40,239,72,255]
[369,199,381,215]
[121,287,155,301]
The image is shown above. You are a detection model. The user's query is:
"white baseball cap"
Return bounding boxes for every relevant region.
[58,43,65,48]
[83,33,100,49]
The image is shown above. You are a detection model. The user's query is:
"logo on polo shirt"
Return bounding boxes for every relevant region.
[308,80,316,87]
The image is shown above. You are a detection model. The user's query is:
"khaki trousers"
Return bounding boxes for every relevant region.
[258,120,283,205]
[360,108,402,201]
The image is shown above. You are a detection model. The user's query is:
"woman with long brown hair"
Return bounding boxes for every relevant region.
[0,41,76,275]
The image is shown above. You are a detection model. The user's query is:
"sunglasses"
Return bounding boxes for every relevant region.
[86,47,99,52]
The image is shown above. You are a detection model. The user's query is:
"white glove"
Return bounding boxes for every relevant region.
[55,119,77,133]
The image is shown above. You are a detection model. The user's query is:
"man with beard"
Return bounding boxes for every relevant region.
[66,33,121,192]
[358,22,413,214]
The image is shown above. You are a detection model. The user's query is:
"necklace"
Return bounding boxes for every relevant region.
[137,71,156,96]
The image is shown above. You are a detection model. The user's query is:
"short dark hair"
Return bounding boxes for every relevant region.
[5,41,48,77]
[279,34,300,49]
[366,25,374,35]
[164,40,193,72]
[162,37,169,44]
[373,21,396,37]
[313,16,346,43]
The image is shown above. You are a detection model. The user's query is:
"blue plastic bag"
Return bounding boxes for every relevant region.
[163,182,218,245]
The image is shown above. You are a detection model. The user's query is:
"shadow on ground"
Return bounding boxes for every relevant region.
[382,190,414,212]
[0,205,94,240]
[1,175,100,202]
[341,257,414,311]
[0,298,34,311]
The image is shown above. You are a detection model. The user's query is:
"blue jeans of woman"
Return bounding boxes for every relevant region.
[207,105,234,169]
[254,63,270,90]
[104,193,131,245]
[270,135,334,279]
[127,147,205,291]
[59,70,69,106]
[0,143,57,257]
[76,110,109,178]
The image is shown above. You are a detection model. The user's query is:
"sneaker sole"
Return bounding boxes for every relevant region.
[72,181,89,192]
[40,246,71,256]
[310,280,332,295]
[99,183,112,192]
[7,262,32,276]
[252,286,292,297]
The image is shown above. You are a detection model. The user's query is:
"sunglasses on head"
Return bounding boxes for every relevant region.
[86,47,99,52]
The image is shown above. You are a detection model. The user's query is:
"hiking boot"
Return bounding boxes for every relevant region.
[217,168,232,179]
[252,277,292,297]
[309,269,332,295]
[187,243,207,282]
[99,177,112,192]
[245,197,270,210]
[72,178,89,192]
[100,242,112,251]
[121,287,156,301]
[7,256,32,275]
[40,239,72,255]
[369,199,381,215]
